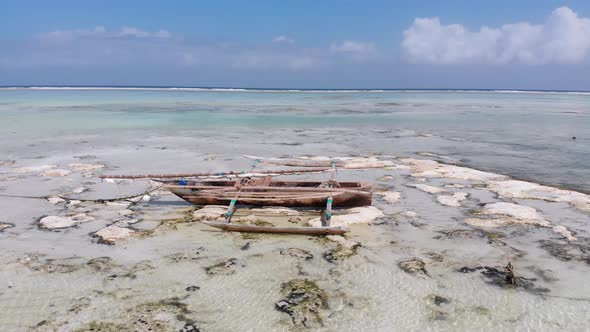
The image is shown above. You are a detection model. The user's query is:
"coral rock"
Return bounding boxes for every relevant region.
[94,226,135,244]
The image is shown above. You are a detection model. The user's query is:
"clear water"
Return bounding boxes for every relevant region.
[1,88,588,192]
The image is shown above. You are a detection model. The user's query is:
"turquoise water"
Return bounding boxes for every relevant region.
[1,88,588,191]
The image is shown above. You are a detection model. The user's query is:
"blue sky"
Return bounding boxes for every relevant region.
[1,0,590,89]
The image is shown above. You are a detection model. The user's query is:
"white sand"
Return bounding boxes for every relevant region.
[308,206,384,227]
[375,191,401,203]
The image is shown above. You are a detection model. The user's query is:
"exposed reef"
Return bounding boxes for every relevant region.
[487,180,590,212]
[38,214,95,230]
[93,225,136,244]
[401,158,507,181]
[375,191,401,203]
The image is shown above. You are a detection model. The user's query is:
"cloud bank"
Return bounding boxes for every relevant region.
[1,26,378,73]
[402,6,590,65]
[330,40,377,60]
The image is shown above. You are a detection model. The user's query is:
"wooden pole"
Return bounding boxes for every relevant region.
[201,221,348,235]
[99,166,383,180]
[99,167,330,179]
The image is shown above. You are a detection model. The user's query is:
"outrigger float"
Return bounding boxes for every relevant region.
[100,160,377,235]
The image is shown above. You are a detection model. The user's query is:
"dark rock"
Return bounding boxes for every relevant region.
[399,258,428,276]
[458,265,550,294]
[505,262,516,285]
[240,242,251,250]
[0,222,15,232]
[185,286,200,292]
[181,322,201,332]
[164,247,206,263]
[539,239,590,265]
[433,295,450,306]
[275,279,328,328]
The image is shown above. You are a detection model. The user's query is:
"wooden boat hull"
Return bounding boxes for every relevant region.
[166,180,373,208]
[202,221,348,235]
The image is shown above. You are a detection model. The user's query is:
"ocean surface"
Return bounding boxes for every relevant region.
[1,88,588,192]
[1,88,590,331]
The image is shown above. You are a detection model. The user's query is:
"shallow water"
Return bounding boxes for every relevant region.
[0,89,589,331]
[1,88,588,192]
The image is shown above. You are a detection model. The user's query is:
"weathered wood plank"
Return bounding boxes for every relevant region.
[202,221,348,235]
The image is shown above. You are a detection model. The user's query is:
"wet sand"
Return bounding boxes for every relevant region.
[1,127,589,331]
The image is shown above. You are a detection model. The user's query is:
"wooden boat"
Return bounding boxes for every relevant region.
[101,168,376,235]
[164,179,373,208]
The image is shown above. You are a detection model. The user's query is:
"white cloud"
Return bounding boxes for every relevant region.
[273,35,294,44]
[155,30,172,39]
[40,26,171,43]
[232,52,318,71]
[330,40,377,60]
[402,6,590,65]
[119,26,151,38]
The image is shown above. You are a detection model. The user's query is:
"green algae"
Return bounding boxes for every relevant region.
[275,279,329,328]
[280,248,314,260]
[75,321,126,332]
[205,258,240,275]
[399,258,429,276]
[240,232,261,240]
[73,298,198,332]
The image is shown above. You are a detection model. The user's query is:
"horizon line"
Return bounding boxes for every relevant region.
[1,85,590,94]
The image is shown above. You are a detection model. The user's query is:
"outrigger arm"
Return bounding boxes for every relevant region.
[225,198,237,223]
